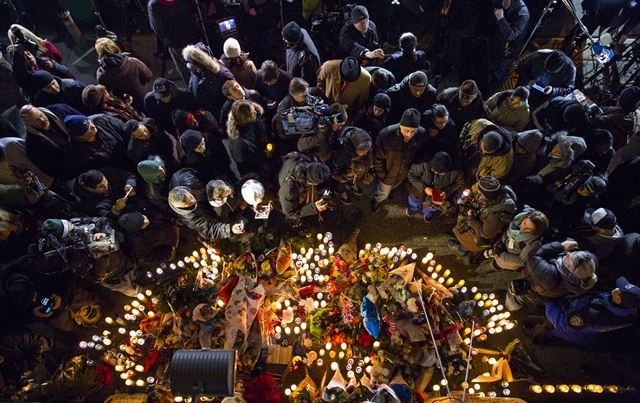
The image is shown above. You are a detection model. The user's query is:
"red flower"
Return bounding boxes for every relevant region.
[357,332,374,348]
[92,365,112,385]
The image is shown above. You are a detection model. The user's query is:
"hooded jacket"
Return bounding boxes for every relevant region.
[284,28,321,86]
[407,159,465,202]
[143,80,200,133]
[461,119,513,182]
[373,123,426,186]
[503,129,543,187]
[485,90,530,132]
[97,53,153,110]
[137,155,173,216]
[226,102,267,176]
[385,75,437,123]
[33,78,87,114]
[437,86,486,128]
[183,44,235,114]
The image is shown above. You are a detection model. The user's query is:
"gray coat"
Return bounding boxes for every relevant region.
[277,154,320,222]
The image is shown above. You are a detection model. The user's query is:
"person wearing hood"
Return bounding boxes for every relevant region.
[480,208,549,272]
[147,0,201,84]
[532,96,590,136]
[328,127,374,204]
[226,100,268,178]
[28,70,87,113]
[182,42,235,115]
[517,49,577,107]
[281,21,321,86]
[372,108,426,212]
[354,93,391,140]
[583,128,614,175]
[460,119,513,185]
[20,104,83,178]
[124,118,176,166]
[485,86,531,132]
[407,151,465,222]
[437,80,486,129]
[506,239,598,311]
[168,185,244,242]
[117,211,178,269]
[421,104,458,157]
[338,5,384,66]
[384,32,428,82]
[95,38,153,111]
[317,57,371,119]
[219,38,257,90]
[386,71,437,123]
[82,84,144,123]
[144,77,200,133]
[72,167,138,218]
[0,137,53,206]
[571,207,624,262]
[594,85,640,150]
[502,129,544,188]
[64,114,128,170]
[278,155,331,224]
[178,128,231,181]
[450,176,518,255]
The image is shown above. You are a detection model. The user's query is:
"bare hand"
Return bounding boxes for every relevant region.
[562,240,579,251]
[544,86,553,94]
[424,187,433,196]
[315,200,329,212]
[93,232,107,241]
[124,184,136,197]
[249,7,257,16]
[114,198,127,211]
[494,8,504,19]
[231,223,245,234]
[527,80,537,87]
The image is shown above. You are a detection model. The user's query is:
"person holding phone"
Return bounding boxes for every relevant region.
[516,49,577,108]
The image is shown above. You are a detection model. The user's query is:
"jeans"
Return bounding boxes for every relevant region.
[407,193,438,218]
[372,179,402,203]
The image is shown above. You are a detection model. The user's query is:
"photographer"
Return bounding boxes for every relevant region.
[516,49,577,108]
[281,21,321,87]
[449,176,517,256]
[277,155,331,225]
[297,103,347,162]
[328,127,374,205]
[0,137,54,206]
[506,240,598,311]
[338,5,384,66]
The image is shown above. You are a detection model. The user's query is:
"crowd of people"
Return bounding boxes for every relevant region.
[1,1,640,395]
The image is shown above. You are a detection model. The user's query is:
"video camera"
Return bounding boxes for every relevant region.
[551,159,596,196]
[279,95,345,137]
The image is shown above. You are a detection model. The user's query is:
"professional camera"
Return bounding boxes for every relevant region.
[279,101,345,137]
[550,159,596,196]
[305,93,324,107]
[11,26,38,54]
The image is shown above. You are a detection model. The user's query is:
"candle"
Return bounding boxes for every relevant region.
[136,379,145,387]
[105,316,114,325]
[125,379,134,386]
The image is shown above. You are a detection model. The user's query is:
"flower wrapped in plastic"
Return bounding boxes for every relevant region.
[360,296,381,338]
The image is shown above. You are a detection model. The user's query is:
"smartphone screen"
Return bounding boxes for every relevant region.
[40,297,50,307]
[532,84,545,93]
[255,205,270,220]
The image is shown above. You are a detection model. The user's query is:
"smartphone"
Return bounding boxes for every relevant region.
[255,204,271,220]
[532,83,546,93]
[40,297,53,314]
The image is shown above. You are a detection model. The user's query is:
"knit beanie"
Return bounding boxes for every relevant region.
[306,162,330,185]
[340,57,361,82]
[82,84,103,112]
[563,103,589,128]
[42,218,72,238]
[30,70,56,93]
[180,130,204,152]
[63,115,90,137]
[351,5,369,24]
[478,176,501,200]
[282,21,303,43]
[544,50,566,74]
[117,212,146,234]
[137,160,164,184]
[372,93,391,110]
[400,108,420,128]
[481,131,503,154]
[223,38,242,58]
[619,86,640,113]
[431,151,452,173]
[408,71,428,87]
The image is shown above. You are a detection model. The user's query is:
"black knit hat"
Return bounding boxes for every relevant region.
[118,212,146,233]
[340,57,361,82]
[400,108,421,128]
[478,176,502,200]
[350,5,369,24]
[431,151,452,173]
[180,130,204,152]
[282,21,303,43]
[544,50,567,74]
[409,71,428,87]
[30,70,56,93]
[372,93,391,110]
[305,162,330,185]
[619,86,640,113]
[481,131,503,154]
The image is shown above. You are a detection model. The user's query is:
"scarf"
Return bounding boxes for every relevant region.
[507,212,539,244]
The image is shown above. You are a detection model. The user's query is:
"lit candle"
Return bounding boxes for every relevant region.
[125,379,134,386]
[300,322,307,330]
[105,316,114,325]
[136,379,145,387]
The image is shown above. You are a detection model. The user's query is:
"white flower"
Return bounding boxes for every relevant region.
[299,297,317,313]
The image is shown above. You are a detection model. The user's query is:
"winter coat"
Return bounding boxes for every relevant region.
[32,78,87,113]
[277,153,321,222]
[571,215,624,262]
[183,45,235,115]
[600,233,640,288]
[0,59,25,113]
[524,242,596,300]
[137,156,173,216]
[178,131,231,182]
[532,97,583,135]
[255,68,291,104]
[365,66,396,98]
[219,90,266,136]
[316,60,371,119]
[385,75,437,123]
[534,134,587,180]
[126,118,176,165]
[354,106,388,140]
[517,49,576,105]
[338,21,380,63]
[421,109,459,146]
[72,114,128,171]
[24,106,81,178]
[407,160,465,208]
[71,166,137,218]
[122,219,179,268]
[503,129,543,187]
[383,50,428,83]
[220,56,257,89]
[457,186,518,251]
[460,119,513,182]
[602,155,640,215]
[437,87,486,128]
[168,168,231,241]
[373,124,426,187]
[594,106,634,150]
[482,0,530,60]
[485,90,530,132]
[0,137,53,205]
[96,53,153,110]
[494,209,544,270]
[143,81,200,133]
[147,0,200,48]
[284,28,321,86]
[328,128,374,184]
[226,103,267,176]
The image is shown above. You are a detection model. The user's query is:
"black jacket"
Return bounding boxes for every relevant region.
[284,28,321,86]
[517,49,576,105]
[72,166,137,218]
[277,153,321,222]
[338,21,380,62]
[385,75,437,123]
[437,87,485,129]
[126,118,176,166]
[373,124,426,186]
[383,50,428,83]
[147,0,200,48]
[72,114,128,171]
[33,78,88,114]
[121,219,179,269]
[144,81,200,134]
